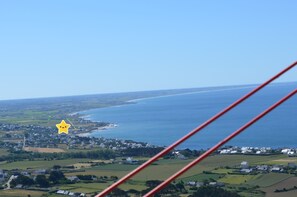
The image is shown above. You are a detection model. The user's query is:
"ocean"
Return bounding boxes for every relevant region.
[81,82,297,150]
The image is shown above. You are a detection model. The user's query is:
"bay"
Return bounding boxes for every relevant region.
[81,82,297,150]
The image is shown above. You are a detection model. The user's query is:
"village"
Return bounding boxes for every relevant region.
[0,122,156,152]
[1,122,297,196]
[218,146,297,156]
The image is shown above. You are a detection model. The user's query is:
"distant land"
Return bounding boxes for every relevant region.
[0,82,297,197]
[0,84,257,128]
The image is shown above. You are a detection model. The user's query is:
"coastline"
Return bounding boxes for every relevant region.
[75,123,118,137]
[68,111,118,137]
[128,85,257,103]
[75,85,257,137]
[73,82,297,149]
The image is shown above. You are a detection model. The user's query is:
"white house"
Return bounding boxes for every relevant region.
[240,161,249,169]
[281,149,291,154]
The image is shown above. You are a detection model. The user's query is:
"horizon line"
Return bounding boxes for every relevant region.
[0,81,296,102]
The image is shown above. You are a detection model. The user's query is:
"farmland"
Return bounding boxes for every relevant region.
[0,88,296,196]
[0,151,296,196]
[261,177,297,197]
[0,189,47,197]
[59,154,297,196]
[0,159,90,170]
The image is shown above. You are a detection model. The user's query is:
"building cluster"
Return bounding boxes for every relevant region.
[219,146,273,154]
[187,181,225,188]
[56,190,85,196]
[239,161,297,174]
[0,170,87,196]
[218,146,297,156]
[121,157,140,165]
[0,123,156,152]
[0,168,48,182]
[280,148,297,156]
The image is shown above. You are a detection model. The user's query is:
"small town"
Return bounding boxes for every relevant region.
[0,120,297,196]
[0,122,156,152]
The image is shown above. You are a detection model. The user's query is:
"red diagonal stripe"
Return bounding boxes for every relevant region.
[97,61,297,197]
[144,89,297,196]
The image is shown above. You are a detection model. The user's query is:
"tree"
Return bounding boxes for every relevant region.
[175,182,186,193]
[49,170,65,184]
[15,175,34,186]
[189,186,240,197]
[53,165,61,170]
[10,179,17,188]
[35,175,50,187]
[77,175,93,180]
[110,176,118,180]
[110,188,128,197]
[5,133,12,138]
[145,180,162,188]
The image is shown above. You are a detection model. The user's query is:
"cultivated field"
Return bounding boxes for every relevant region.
[262,177,297,197]
[0,154,295,196]
[247,173,293,187]
[0,189,46,197]
[23,147,65,153]
[0,159,90,170]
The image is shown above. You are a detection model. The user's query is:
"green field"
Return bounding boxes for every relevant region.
[62,155,289,183]
[0,148,9,156]
[219,174,260,184]
[211,168,234,174]
[61,154,293,195]
[259,157,297,165]
[0,159,90,170]
[0,189,47,197]
[180,173,223,182]
[247,173,293,187]
[261,177,297,197]
[60,182,147,193]
[0,154,293,196]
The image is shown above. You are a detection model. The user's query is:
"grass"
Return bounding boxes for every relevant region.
[0,159,90,170]
[59,182,147,193]
[136,161,210,181]
[219,174,260,184]
[261,177,297,197]
[150,155,286,180]
[60,182,110,193]
[0,189,46,197]
[23,147,65,153]
[262,157,297,165]
[65,169,129,178]
[66,160,204,181]
[199,155,286,167]
[246,173,293,187]
[64,155,290,183]
[92,164,137,171]
[145,154,286,180]
[0,148,9,156]
[239,191,265,197]
[180,173,223,182]
[70,159,211,181]
[211,168,234,174]
[0,154,293,195]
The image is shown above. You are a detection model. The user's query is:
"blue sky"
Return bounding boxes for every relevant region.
[0,1,296,100]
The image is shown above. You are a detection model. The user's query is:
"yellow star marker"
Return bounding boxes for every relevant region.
[56,120,71,134]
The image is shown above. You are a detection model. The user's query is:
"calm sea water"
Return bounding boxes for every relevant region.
[82,82,297,150]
